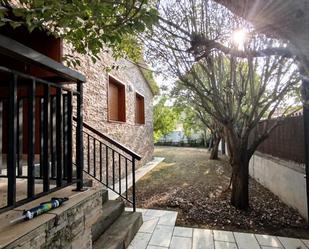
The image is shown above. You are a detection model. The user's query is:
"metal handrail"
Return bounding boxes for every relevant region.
[0,65,83,213]
[73,118,141,211]
[73,117,142,160]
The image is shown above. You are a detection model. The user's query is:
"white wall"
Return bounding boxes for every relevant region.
[218,140,228,154]
[249,153,307,220]
[158,130,204,143]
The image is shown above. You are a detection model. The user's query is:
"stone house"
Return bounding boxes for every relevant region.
[68,47,157,168]
[0,24,157,248]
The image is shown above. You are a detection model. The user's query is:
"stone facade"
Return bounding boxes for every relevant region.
[65,46,155,168]
[1,187,106,249]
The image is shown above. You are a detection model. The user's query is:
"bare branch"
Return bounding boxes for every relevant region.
[189,35,294,59]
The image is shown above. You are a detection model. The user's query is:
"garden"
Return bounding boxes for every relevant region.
[131,146,308,238]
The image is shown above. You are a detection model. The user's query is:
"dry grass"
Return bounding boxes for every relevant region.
[131,146,309,238]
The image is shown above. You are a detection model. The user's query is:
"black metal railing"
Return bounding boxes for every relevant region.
[73,117,141,211]
[0,67,84,212]
[0,34,85,213]
[0,34,141,213]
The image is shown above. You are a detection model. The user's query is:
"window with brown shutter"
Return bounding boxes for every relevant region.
[135,92,145,124]
[108,76,126,122]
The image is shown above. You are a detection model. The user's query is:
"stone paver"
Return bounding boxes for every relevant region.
[302,240,309,247]
[129,208,309,249]
[234,232,260,249]
[139,217,159,233]
[173,227,193,238]
[278,237,307,249]
[261,247,282,249]
[192,228,214,249]
[215,241,238,249]
[145,209,169,217]
[126,207,148,215]
[214,230,235,242]
[255,234,282,248]
[129,232,152,249]
[143,215,159,222]
[147,246,168,249]
[149,225,174,247]
[169,236,192,249]
[158,212,178,226]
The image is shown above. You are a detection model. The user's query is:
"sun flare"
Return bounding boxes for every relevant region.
[231,29,247,49]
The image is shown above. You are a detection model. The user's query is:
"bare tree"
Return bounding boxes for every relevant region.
[144,0,300,209]
[212,0,309,75]
[193,0,309,108]
[199,111,223,160]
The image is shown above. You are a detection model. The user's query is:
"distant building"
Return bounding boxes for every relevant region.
[157,123,206,146]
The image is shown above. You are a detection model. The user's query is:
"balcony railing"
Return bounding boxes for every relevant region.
[0,34,85,213]
[0,34,141,213]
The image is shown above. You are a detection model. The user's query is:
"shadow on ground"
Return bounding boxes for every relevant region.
[128,146,309,239]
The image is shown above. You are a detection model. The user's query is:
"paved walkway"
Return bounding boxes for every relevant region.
[109,157,164,200]
[126,208,309,249]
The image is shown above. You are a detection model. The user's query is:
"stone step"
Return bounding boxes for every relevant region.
[93,211,143,249]
[94,188,108,205]
[102,189,109,204]
[92,200,125,242]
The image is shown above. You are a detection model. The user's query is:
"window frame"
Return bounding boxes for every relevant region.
[107,74,126,123]
[135,91,145,125]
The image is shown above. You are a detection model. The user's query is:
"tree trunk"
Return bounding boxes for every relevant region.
[230,155,249,210]
[209,137,220,160]
[208,137,213,151]
[221,138,226,155]
[203,130,207,147]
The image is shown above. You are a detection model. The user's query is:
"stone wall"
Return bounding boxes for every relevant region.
[1,187,106,249]
[64,46,155,168]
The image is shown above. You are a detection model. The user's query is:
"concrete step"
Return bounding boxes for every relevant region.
[93,211,143,249]
[92,200,125,242]
[102,189,109,204]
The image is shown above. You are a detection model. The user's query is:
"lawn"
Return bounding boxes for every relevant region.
[132,146,309,238]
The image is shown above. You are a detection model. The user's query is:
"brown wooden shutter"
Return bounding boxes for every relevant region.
[135,93,145,124]
[108,76,126,122]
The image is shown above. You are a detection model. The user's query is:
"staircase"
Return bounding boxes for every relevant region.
[91,190,143,249]
[73,119,143,248]
[73,117,141,211]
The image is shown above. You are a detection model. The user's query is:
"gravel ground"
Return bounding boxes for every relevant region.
[131,146,309,239]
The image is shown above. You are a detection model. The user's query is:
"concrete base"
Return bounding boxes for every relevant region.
[249,152,307,220]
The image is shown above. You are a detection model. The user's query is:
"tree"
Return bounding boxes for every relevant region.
[190,0,309,108]
[177,106,206,142]
[153,96,179,142]
[173,85,223,159]
[212,0,309,73]
[0,0,158,63]
[144,0,300,209]
[196,110,223,160]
